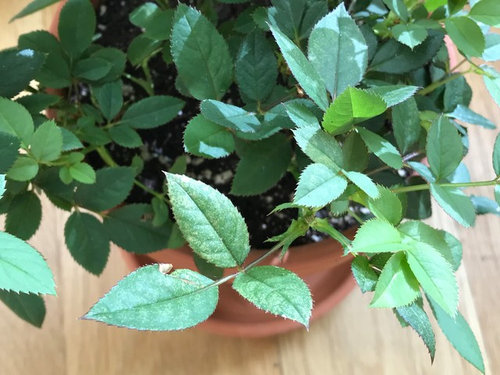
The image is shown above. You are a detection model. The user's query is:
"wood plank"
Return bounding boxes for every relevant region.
[0,1,498,374]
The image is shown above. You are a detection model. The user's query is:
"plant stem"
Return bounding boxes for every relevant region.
[348,208,365,224]
[391,179,500,194]
[449,58,467,73]
[418,73,464,96]
[366,151,422,176]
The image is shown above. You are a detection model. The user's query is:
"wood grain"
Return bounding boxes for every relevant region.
[1,1,498,374]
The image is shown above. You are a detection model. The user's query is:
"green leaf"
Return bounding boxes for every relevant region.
[399,221,461,271]
[392,98,421,154]
[358,127,403,169]
[193,253,224,281]
[0,175,5,199]
[368,186,403,225]
[16,93,60,115]
[469,0,500,27]
[30,120,62,162]
[428,297,485,373]
[200,100,260,134]
[58,0,96,58]
[343,170,379,199]
[342,132,368,172]
[10,0,60,21]
[74,57,112,81]
[351,256,378,293]
[293,126,343,171]
[482,66,500,107]
[104,204,182,254]
[85,266,218,330]
[65,212,110,275]
[431,184,476,227]
[322,88,387,135]
[69,162,96,184]
[120,96,184,129]
[7,156,38,182]
[92,80,123,121]
[396,301,436,361]
[0,97,34,144]
[371,252,420,308]
[482,33,500,61]
[0,290,45,327]
[447,104,495,130]
[285,99,321,129]
[406,244,458,316]
[370,30,444,74]
[151,196,169,227]
[6,191,41,241]
[167,173,250,267]
[496,185,500,206]
[235,31,278,102]
[392,24,428,49]
[0,49,45,98]
[127,35,162,66]
[471,195,500,216]
[368,85,419,107]
[231,134,292,196]
[445,17,485,57]
[184,115,235,159]
[91,48,126,83]
[352,219,408,254]
[493,133,500,176]
[444,76,472,112]
[233,265,312,327]
[171,4,233,100]
[0,231,55,295]
[108,126,142,148]
[0,132,20,174]
[383,0,409,21]
[294,163,347,207]
[426,116,463,180]
[308,4,368,98]
[269,24,328,110]
[75,167,135,212]
[448,0,467,14]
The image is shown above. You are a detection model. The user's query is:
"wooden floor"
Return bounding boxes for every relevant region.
[1,1,499,374]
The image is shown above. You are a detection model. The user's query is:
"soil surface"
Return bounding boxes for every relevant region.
[86,0,356,248]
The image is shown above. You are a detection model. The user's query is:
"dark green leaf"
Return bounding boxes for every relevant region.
[351,256,378,293]
[65,212,110,275]
[184,115,235,159]
[0,231,55,295]
[444,76,472,112]
[201,100,261,134]
[233,265,312,327]
[342,132,368,172]
[75,167,135,212]
[392,98,421,153]
[428,297,485,373]
[193,253,224,280]
[0,290,45,327]
[371,252,420,308]
[92,80,123,121]
[6,191,41,240]
[171,4,233,100]
[292,126,343,171]
[232,134,292,196]
[322,88,387,135]
[294,163,347,207]
[0,49,44,98]
[58,0,96,58]
[30,120,62,162]
[445,17,485,57]
[127,35,162,66]
[426,116,463,180]
[74,57,112,81]
[269,24,328,110]
[236,31,278,102]
[120,96,184,130]
[431,184,476,227]
[308,4,368,98]
[16,93,60,115]
[0,132,20,173]
[85,266,219,330]
[167,173,250,267]
[396,301,436,361]
[368,185,403,225]
[91,48,127,83]
[10,0,60,21]
[392,24,427,49]
[104,204,182,254]
[109,126,142,148]
[383,0,408,21]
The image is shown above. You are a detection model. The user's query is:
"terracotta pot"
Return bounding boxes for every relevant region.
[120,227,357,338]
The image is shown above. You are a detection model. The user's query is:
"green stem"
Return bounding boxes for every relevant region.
[418,73,465,96]
[124,74,154,96]
[348,207,365,225]
[142,60,155,96]
[391,179,500,194]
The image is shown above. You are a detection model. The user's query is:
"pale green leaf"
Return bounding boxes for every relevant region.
[184,115,235,159]
[392,24,428,49]
[167,173,250,267]
[368,185,403,225]
[482,33,500,61]
[471,195,500,216]
[292,126,343,171]
[200,100,260,134]
[482,65,500,107]
[358,127,403,169]
[431,184,476,227]
[85,266,219,330]
[351,256,378,293]
[493,133,500,176]
[445,17,485,57]
[0,97,34,144]
[368,85,419,107]
[284,99,321,129]
[0,231,55,295]
[69,162,96,184]
[343,170,379,199]
[233,265,312,327]
[30,120,62,162]
[383,0,408,21]
[352,219,408,254]
[469,0,500,27]
[447,104,495,130]
[6,156,38,182]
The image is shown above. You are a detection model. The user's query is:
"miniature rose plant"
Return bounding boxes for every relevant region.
[1,0,500,372]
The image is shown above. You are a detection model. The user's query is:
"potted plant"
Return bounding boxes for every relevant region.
[1,0,499,371]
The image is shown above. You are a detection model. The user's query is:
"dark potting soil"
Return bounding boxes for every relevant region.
[86,0,357,248]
